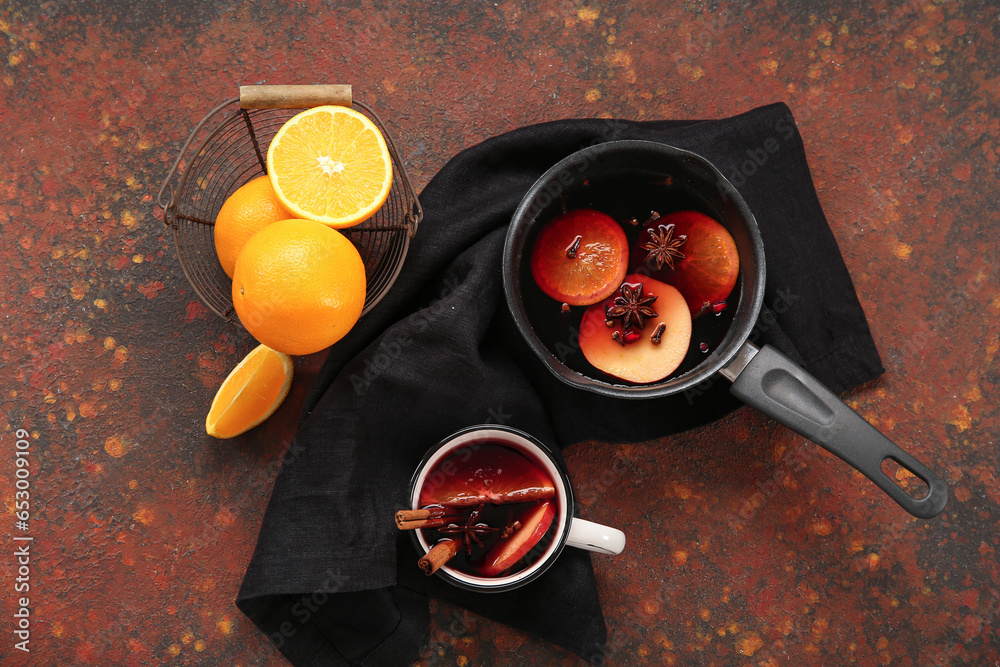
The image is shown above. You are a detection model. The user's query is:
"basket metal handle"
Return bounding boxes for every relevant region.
[239,84,352,109]
[157,85,355,220]
[156,96,240,219]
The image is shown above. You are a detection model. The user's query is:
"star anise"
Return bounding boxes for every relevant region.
[604,282,658,332]
[641,223,687,270]
[437,504,498,554]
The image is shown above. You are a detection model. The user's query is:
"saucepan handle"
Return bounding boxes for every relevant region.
[726,344,948,519]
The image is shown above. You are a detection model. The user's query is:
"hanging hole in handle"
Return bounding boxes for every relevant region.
[880,457,931,501]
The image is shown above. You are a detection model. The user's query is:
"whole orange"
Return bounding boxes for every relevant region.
[232,219,367,355]
[214,175,291,278]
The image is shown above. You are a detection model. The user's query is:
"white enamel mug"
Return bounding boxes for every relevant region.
[408,425,626,592]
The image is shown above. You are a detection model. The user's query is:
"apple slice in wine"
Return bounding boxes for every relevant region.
[479,501,557,577]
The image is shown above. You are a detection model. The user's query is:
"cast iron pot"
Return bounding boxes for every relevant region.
[502,140,947,519]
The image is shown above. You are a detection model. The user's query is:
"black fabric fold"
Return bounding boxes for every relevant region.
[236,103,884,666]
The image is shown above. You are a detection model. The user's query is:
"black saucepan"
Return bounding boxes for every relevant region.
[502,140,947,519]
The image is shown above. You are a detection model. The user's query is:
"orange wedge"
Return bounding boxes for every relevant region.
[205,344,294,439]
[266,105,393,228]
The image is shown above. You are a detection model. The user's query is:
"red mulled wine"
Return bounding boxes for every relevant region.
[416,442,559,578]
[521,168,740,385]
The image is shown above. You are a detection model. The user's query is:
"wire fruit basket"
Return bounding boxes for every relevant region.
[157,84,422,324]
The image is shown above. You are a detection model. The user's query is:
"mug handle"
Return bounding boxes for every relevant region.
[566,518,626,555]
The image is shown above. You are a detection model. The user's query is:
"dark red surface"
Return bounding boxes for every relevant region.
[1,1,998,664]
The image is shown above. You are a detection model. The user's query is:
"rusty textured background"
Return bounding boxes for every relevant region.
[1,0,998,664]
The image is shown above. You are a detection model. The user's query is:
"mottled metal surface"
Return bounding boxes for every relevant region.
[1,0,997,664]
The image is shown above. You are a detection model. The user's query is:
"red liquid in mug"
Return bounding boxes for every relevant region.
[417,442,559,578]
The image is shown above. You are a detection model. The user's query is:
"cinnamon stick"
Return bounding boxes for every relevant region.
[396,508,435,523]
[395,508,460,530]
[405,486,557,511]
[496,486,557,504]
[418,539,461,575]
[396,516,455,531]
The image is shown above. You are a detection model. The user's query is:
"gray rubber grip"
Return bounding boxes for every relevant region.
[729,345,947,519]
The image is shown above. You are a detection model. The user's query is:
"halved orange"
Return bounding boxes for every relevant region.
[206,344,294,439]
[266,105,393,228]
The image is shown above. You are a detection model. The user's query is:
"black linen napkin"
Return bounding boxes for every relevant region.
[236,103,885,666]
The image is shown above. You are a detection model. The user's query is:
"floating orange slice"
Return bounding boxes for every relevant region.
[530,209,629,306]
[266,105,393,228]
[635,211,740,316]
[205,344,294,439]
